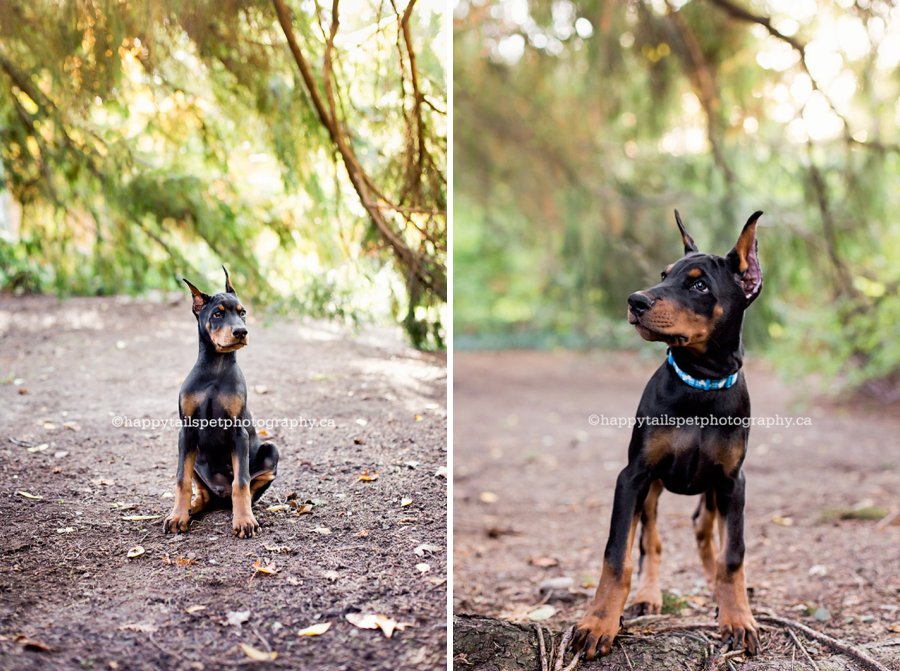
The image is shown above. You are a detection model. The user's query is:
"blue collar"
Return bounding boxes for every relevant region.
[667,350,739,390]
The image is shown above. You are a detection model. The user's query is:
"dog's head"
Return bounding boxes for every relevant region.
[183,266,249,353]
[627,210,763,351]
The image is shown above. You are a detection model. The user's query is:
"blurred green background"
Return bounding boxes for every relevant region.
[0,0,446,348]
[454,0,900,398]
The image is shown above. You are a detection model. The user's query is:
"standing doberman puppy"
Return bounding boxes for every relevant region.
[573,211,764,659]
[163,267,279,539]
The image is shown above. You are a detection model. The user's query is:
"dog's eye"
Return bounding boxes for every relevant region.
[239,310,246,318]
[212,311,222,319]
[692,280,709,293]
[660,271,668,280]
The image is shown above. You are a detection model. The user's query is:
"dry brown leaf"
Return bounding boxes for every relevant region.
[15,635,52,652]
[357,471,379,482]
[15,491,42,500]
[252,559,278,575]
[413,543,440,557]
[26,443,49,453]
[238,643,277,661]
[345,613,412,639]
[297,622,331,637]
[185,605,206,614]
[264,545,292,554]
[266,504,290,512]
[356,529,370,538]
[126,546,145,559]
[295,503,313,515]
[772,515,794,527]
[529,556,559,568]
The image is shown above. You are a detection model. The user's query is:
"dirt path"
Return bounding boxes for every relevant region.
[453,350,899,669]
[0,295,447,671]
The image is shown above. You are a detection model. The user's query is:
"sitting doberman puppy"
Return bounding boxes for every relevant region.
[163,267,278,539]
[573,211,764,659]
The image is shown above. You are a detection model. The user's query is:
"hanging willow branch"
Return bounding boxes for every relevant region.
[271,0,446,301]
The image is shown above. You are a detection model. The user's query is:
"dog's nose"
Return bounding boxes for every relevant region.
[233,326,248,339]
[627,292,655,317]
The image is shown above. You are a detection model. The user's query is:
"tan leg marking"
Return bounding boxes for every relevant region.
[250,471,275,497]
[575,515,638,659]
[694,493,718,590]
[231,452,259,538]
[631,480,664,614]
[164,451,196,534]
[715,530,759,654]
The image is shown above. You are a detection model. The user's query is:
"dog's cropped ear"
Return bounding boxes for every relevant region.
[726,211,764,305]
[674,209,699,254]
[222,265,236,295]
[183,278,211,315]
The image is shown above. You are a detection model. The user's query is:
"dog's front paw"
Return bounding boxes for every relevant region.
[232,512,260,539]
[163,508,191,534]
[571,611,622,660]
[718,608,760,656]
[628,598,662,617]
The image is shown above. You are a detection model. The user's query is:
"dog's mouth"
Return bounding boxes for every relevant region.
[214,340,247,353]
[628,309,689,346]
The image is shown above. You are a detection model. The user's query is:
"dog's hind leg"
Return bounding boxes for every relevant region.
[693,489,718,590]
[630,479,664,615]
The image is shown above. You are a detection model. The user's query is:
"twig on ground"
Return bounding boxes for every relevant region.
[759,614,890,671]
[787,627,820,671]
[875,508,899,530]
[535,624,548,671]
[553,625,575,671]
[619,639,634,670]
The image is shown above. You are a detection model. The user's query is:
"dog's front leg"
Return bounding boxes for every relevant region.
[573,464,651,659]
[164,427,197,533]
[714,470,759,655]
[231,426,259,538]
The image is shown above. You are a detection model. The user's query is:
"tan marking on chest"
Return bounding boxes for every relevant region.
[218,393,245,418]
[180,391,207,417]
[643,428,698,466]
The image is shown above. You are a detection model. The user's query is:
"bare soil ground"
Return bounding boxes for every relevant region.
[453,350,900,670]
[0,295,447,671]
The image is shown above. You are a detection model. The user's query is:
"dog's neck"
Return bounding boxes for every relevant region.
[670,312,745,380]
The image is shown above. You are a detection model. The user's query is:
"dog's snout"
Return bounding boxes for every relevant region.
[232,326,248,339]
[627,292,655,317]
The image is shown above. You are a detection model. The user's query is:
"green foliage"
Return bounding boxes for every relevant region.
[0,0,446,347]
[454,0,899,395]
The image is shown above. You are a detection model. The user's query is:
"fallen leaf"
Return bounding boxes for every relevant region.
[56,527,75,534]
[15,491,42,500]
[772,515,794,527]
[888,623,900,633]
[258,428,270,437]
[413,543,440,557]
[357,471,379,482]
[252,559,278,575]
[345,613,413,639]
[15,635,52,652]
[313,527,331,535]
[295,503,313,515]
[63,421,82,432]
[297,622,331,637]
[264,545,292,554]
[528,605,557,621]
[118,622,157,633]
[185,605,206,614]
[122,515,161,521]
[356,529,370,538]
[226,610,251,627]
[529,556,559,568]
[26,443,49,453]
[238,643,277,661]
[415,563,431,573]
[42,422,57,430]
[479,491,498,504]
[414,414,423,421]
[400,497,413,508]
[266,504,290,512]
[126,546,145,559]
